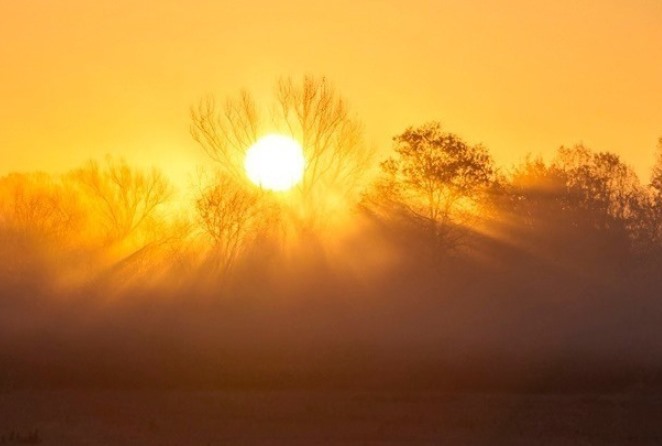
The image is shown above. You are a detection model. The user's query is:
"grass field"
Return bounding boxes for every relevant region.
[1,389,661,445]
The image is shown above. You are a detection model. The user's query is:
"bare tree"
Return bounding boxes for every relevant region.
[195,174,278,277]
[190,91,261,181]
[190,75,373,227]
[0,172,82,243]
[0,172,87,287]
[273,76,371,215]
[72,157,173,243]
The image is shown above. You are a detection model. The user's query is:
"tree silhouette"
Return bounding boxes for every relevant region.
[190,75,373,227]
[505,155,568,231]
[65,158,178,285]
[0,172,87,288]
[0,172,82,243]
[639,138,662,249]
[497,145,647,273]
[273,76,371,215]
[368,122,495,250]
[195,174,278,277]
[552,145,643,240]
[72,157,173,244]
[652,138,662,198]
[190,91,260,181]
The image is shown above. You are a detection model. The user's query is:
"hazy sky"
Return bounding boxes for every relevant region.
[1,0,661,184]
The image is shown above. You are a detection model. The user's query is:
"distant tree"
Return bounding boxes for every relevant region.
[195,174,278,276]
[506,155,568,230]
[72,157,173,244]
[273,77,371,211]
[638,138,662,249]
[0,172,87,287]
[190,75,373,226]
[498,145,647,272]
[190,90,260,181]
[0,172,82,243]
[553,144,642,234]
[652,138,662,198]
[368,122,495,250]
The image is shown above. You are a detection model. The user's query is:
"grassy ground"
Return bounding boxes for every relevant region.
[1,389,661,445]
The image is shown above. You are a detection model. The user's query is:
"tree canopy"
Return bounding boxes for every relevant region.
[368,122,495,249]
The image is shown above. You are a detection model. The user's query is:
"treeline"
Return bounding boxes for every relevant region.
[364,123,662,270]
[2,133,662,389]
[2,76,662,390]
[0,77,661,299]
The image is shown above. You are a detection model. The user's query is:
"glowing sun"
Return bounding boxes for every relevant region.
[245,134,305,191]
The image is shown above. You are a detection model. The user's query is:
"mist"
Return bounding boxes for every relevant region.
[2,137,662,393]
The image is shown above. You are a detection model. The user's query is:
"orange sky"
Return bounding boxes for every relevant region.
[1,0,661,185]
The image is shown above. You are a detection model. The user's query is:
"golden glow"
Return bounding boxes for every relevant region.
[244,135,305,191]
[0,2,660,178]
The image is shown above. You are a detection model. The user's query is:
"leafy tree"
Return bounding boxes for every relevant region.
[499,145,647,272]
[652,138,662,198]
[639,137,662,248]
[369,122,495,249]
[553,144,642,233]
[505,155,568,231]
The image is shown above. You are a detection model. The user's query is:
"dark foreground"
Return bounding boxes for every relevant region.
[1,389,661,445]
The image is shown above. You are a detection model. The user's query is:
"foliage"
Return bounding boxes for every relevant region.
[552,144,642,232]
[638,138,662,249]
[1,96,661,295]
[368,122,495,249]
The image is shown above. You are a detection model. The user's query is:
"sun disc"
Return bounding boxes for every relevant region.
[245,135,305,191]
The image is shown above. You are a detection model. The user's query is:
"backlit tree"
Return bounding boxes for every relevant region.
[369,122,495,249]
[190,75,373,227]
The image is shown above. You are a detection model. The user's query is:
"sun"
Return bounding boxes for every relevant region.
[244,134,305,191]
